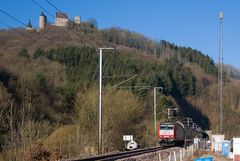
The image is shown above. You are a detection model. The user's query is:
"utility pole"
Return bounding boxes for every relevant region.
[98,48,114,155]
[219,12,223,134]
[153,87,163,146]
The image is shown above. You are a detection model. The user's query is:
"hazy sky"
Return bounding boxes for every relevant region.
[1,0,240,68]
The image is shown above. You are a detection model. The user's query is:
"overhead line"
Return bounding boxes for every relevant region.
[0,20,35,41]
[37,30,64,47]
[45,0,103,47]
[31,0,55,18]
[31,0,91,46]
[0,9,63,48]
[103,74,137,79]
[104,74,138,92]
[0,9,26,26]
[118,86,152,89]
[45,0,100,46]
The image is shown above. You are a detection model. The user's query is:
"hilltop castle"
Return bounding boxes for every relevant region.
[26,11,81,31]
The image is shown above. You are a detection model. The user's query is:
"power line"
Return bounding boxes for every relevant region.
[0,20,35,41]
[0,9,26,26]
[31,0,55,18]
[0,9,63,48]
[30,0,90,46]
[103,74,137,79]
[45,0,103,47]
[117,86,151,89]
[37,29,64,47]
[104,74,138,92]
[45,0,100,46]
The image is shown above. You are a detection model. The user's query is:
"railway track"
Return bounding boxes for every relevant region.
[71,146,165,161]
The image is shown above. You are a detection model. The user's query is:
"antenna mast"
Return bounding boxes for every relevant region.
[219,12,224,134]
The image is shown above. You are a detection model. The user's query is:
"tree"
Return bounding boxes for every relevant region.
[74,86,144,153]
[33,48,45,59]
[87,18,98,28]
[18,48,29,59]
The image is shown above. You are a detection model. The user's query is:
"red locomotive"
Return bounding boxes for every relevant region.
[158,121,199,146]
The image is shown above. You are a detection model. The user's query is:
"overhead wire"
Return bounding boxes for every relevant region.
[0,4,141,89]
[42,1,134,88]
[31,0,93,46]
[104,74,138,92]
[35,29,64,47]
[103,74,138,79]
[31,0,55,18]
[0,9,63,48]
[0,9,26,26]
[0,20,35,41]
[45,0,103,47]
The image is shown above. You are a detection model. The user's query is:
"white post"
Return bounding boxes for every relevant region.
[183,148,185,160]
[173,151,176,161]
[191,145,194,157]
[98,48,103,154]
[98,48,114,155]
[168,153,171,161]
[153,87,163,146]
[158,153,162,161]
[180,149,183,161]
[154,87,157,146]
[167,108,170,120]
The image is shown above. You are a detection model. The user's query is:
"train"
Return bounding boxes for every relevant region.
[158,120,208,146]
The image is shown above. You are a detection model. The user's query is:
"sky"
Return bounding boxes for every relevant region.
[0,0,240,68]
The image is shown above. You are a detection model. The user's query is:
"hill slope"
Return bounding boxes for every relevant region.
[0,25,240,160]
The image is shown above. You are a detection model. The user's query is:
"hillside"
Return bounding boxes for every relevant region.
[224,64,240,80]
[0,25,240,160]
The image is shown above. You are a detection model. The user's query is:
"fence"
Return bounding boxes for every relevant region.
[120,145,196,161]
[156,145,194,161]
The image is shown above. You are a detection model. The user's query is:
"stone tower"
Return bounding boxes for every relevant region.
[26,19,33,31]
[75,16,81,24]
[39,11,47,29]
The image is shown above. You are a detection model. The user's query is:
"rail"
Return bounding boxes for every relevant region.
[70,146,165,161]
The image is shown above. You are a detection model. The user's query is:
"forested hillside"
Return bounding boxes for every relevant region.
[224,64,240,79]
[0,25,240,160]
